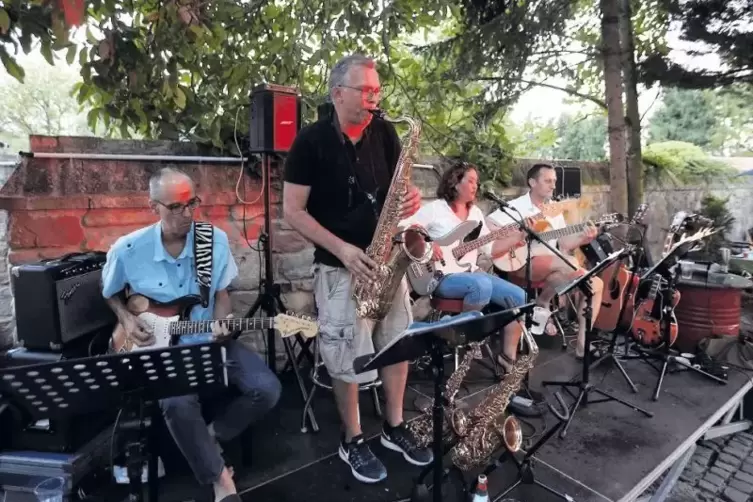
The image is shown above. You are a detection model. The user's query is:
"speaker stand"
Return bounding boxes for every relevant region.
[243,153,319,433]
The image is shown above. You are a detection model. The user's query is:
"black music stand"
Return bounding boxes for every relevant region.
[624,241,728,401]
[542,250,654,438]
[242,153,318,432]
[0,342,228,502]
[354,306,533,502]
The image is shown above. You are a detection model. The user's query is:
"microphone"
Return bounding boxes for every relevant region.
[484,190,509,208]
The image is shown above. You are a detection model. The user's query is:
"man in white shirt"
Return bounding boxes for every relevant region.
[487,163,603,358]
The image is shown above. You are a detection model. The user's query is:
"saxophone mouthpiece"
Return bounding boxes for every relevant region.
[367,108,386,119]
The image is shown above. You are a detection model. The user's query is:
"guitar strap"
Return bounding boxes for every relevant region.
[193,221,214,308]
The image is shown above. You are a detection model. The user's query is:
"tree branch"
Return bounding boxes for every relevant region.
[471,76,607,110]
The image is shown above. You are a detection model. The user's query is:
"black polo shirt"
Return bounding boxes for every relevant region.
[284,110,402,268]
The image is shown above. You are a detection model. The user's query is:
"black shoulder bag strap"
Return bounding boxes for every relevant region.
[193,221,214,308]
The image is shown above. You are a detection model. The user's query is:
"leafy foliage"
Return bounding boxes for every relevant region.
[639,0,753,89]
[647,88,717,148]
[2,0,457,152]
[697,194,735,260]
[647,86,753,154]
[642,141,736,182]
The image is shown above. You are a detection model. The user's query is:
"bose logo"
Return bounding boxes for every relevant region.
[280,120,293,125]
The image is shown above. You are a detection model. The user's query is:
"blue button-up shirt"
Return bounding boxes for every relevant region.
[102,222,238,342]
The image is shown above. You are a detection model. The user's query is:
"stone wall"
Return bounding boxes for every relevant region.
[0,136,751,360]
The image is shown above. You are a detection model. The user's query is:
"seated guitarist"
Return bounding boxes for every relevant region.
[400,161,528,376]
[487,163,603,359]
[101,168,281,502]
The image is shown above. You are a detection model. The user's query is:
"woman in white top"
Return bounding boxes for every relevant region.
[401,161,528,373]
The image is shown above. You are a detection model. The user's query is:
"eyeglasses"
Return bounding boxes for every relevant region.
[157,197,201,215]
[339,85,381,100]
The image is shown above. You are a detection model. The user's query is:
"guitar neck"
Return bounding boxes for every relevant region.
[452,214,546,259]
[538,222,589,242]
[169,317,273,335]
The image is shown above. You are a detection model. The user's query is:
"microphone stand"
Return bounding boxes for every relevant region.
[494,202,580,404]
[495,203,579,332]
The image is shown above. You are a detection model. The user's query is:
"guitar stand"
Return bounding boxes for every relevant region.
[622,262,727,401]
[589,248,644,394]
[542,251,654,438]
[243,152,318,432]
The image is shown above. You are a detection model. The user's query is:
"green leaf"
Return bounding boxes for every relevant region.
[174,87,187,109]
[0,51,25,83]
[0,9,10,35]
[66,45,77,65]
[87,108,101,132]
[40,40,54,65]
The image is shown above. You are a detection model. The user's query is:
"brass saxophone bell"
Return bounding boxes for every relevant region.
[502,415,523,452]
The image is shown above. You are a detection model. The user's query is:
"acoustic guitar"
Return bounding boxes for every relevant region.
[593,203,649,332]
[492,213,623,273]
[112,293,318,353]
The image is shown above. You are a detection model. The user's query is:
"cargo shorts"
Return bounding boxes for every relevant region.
[312,264,413,385]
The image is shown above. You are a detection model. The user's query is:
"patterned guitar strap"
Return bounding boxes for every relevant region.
[193,221,214,308]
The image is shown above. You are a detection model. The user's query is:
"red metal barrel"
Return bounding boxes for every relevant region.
[673,265,752,352]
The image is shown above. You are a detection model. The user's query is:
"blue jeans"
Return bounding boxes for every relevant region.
[435,271,526,311]
[159,340,282,485]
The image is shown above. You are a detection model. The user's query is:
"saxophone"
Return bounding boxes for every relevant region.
[449,326,538,471]
[352,108,433,320]
[407,343,483,447]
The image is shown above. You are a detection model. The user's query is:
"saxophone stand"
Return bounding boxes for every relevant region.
[623,256,727,401]
[354,307,532,502]
[242,152,318,432]
[474,398,572,502]
[542,249,654,439]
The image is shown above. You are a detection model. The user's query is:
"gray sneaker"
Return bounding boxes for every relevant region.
[338,435,387,483]
[380,422,434,466]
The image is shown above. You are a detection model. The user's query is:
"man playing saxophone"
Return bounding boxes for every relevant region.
[283,54,432,484]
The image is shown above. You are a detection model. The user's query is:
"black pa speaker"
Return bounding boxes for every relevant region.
[554,165,582,199]
[248,83,302,154]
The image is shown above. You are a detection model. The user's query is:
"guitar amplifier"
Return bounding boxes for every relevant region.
[11,252,116,352]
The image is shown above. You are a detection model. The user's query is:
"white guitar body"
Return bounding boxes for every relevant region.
[407,220,482,296]
[132,312,181,351]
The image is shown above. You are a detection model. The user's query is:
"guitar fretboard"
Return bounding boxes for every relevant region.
[537,222,591,242]
[452,214,547,259]
[169,318,273,335]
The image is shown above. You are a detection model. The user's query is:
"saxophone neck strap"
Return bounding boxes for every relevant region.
[193,221,214,308]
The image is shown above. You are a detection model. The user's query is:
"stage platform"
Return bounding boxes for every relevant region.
[82,332,752,502]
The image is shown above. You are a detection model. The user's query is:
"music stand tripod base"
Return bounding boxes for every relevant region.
[0,342,229,502]
[541,250,654,438]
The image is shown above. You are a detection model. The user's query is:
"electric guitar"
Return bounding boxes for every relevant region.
[629,226,718,347]
[492,213,624,273]
[111,293,318,353]
[406,199,574,296]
